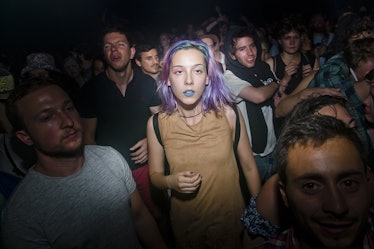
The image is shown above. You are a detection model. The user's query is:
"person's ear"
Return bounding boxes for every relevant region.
[279,180,289,208]
[15,130,34,146]
[229,52,236,60]
[130,47,136,60]
[135,59,141,68]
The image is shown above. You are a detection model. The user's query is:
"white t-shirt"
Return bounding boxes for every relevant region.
[1,145,140,249]
[224,70,276,157]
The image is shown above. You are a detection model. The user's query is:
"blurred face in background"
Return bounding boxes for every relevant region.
[63,57,82,79]
[279,30,301,54]
[92,58,106,77]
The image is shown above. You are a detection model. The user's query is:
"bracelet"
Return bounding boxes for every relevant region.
[278,79,288,87]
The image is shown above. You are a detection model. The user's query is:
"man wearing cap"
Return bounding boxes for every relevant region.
[0,67,15,133]
[20,52,59,80]
[20,52,80,106]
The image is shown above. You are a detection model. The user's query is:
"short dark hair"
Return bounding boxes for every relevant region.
[134,44,158,61]
[6,77,61,131]
[276,15,305,40]
[277,115,366,185]
[344,37,374,70]
[101,23,134,48]
[227,26,259,55]
[286,95,348,123]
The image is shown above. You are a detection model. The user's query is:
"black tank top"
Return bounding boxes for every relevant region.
[273,53,315,94]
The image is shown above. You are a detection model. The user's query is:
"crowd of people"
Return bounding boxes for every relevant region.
[0,4,374,249]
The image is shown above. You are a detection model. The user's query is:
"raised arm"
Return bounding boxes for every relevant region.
[275,87,343,117]
[274,71,341,117]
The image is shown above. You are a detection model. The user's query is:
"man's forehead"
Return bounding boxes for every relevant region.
[235,36,254,45]
[142,49,158,56]
[286,138,364,176]
[20,85,67,103]
[103,32,128,42]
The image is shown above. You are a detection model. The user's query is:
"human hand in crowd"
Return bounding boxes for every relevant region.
[284,62,298,80]
[302,64,313,78]
[273,90,286,107]
[167,171,202,193]
[217,15,228,23]
[130,138,148,165]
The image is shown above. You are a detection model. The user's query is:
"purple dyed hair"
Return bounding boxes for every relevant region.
[158,40,235,114]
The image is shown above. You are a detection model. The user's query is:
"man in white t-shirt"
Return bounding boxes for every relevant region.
[1,78,167,249]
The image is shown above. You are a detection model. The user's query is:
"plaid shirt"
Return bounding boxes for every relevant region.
[255,203,374,249]
[307,52,372,153]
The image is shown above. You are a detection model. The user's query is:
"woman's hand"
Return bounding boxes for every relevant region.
[167,171,202,193]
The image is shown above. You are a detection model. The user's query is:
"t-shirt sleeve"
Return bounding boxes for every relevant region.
[108,147,137,194]
[150,90,161,107]
[224,70,251,96]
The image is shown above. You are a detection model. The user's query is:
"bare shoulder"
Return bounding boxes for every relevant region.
[265,57,274,69]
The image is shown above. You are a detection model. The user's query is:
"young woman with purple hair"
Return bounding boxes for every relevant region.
[147,40,261,248]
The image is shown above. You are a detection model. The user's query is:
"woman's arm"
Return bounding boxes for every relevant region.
[147,115,169,190]
[226,107,261,196]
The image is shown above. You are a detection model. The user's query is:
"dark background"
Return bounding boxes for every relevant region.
[0,0,372,68]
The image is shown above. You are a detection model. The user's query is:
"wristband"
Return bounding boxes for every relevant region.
[278,79,288,87]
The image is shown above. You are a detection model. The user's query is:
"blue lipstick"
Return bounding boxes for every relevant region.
[183,90,195,97]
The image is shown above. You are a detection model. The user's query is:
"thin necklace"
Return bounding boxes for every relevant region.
[178,109,203,118]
